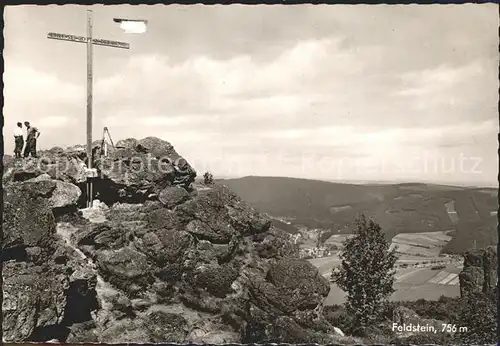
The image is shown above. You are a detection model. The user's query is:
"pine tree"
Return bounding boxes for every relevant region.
[331,214,397,329]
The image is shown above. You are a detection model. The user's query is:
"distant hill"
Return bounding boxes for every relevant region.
[220,176,498,253]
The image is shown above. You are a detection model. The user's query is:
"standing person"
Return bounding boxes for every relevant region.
[23,121,40,158]
[13,122,24,158]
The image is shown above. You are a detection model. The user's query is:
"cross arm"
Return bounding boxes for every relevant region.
[47,32,130,49]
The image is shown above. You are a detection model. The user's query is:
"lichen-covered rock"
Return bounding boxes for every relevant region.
[3,156,45,182]
[265,258,330,311]
[3,149,88,185]
[96,248,153,296]
[93,137,196,203]
[136,230,194,279]
[459,266,485,297]
[158,185,190,208]
[143,311,189,342]
[2,262,69,342]
[188,263,240,298]
[254,228,300,259]
[459,246,498,297]
[49,181,82,209]
[3,181,57,251]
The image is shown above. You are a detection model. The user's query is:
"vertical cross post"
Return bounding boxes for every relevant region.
[86,9,93,208]
[47,12,131,208]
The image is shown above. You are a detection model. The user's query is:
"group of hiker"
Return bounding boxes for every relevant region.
[13,121,40,158]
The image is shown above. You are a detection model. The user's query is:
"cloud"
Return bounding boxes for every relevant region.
[394,61,487,110]
[3,64,85,150]
[94,38,363,117]
[39,115,76,129]
[397,62,484,95]
[3,64,83,104]
[4,5,497,185]
[102,113,206,127]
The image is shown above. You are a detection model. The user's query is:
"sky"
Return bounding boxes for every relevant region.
[3,4,499,186]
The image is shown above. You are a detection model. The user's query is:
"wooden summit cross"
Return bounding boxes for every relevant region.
[47,9,130,208]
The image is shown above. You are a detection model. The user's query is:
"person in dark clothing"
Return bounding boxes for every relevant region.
[13,122,24,158]
[23,121,40,158]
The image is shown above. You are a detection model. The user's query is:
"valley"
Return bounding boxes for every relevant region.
[220,176,497,304]
[221,176,498,254]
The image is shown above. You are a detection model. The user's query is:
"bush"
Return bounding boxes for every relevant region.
[398,296,462,322]
[454,292,497,344]
[203,172,214,185]
[323,305,355,332]
[431,264,446,270]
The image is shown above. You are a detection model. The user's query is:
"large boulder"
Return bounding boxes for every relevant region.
[158,185,190,209]
[239,259,333,342]
[49,181,82,209]
[20,177,81,210]
[3,180,57,251]
[243,259,330,317]
[96,248,153,297]
[93,137,196,203]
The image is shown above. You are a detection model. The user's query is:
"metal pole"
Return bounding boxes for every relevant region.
[86,9,93,207]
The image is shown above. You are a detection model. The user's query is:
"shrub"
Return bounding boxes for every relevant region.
[203,172,214,185]
[323,305,355,332]
[398,296,462,321]
[431,264,446,270]
[453,292,497,344]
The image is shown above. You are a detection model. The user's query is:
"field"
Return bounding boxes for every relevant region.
[309,230,463,305]
[390,230,453,257]
[312,259,462,305]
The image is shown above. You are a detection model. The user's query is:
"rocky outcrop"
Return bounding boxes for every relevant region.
[3,148,88,185]
[458,246,498,297]
[2,180,97,342]
[3,137,196,205]
[2,138,345,344]
[2,180,80,252]
[93,136,196,203]
[391,306,444,338]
